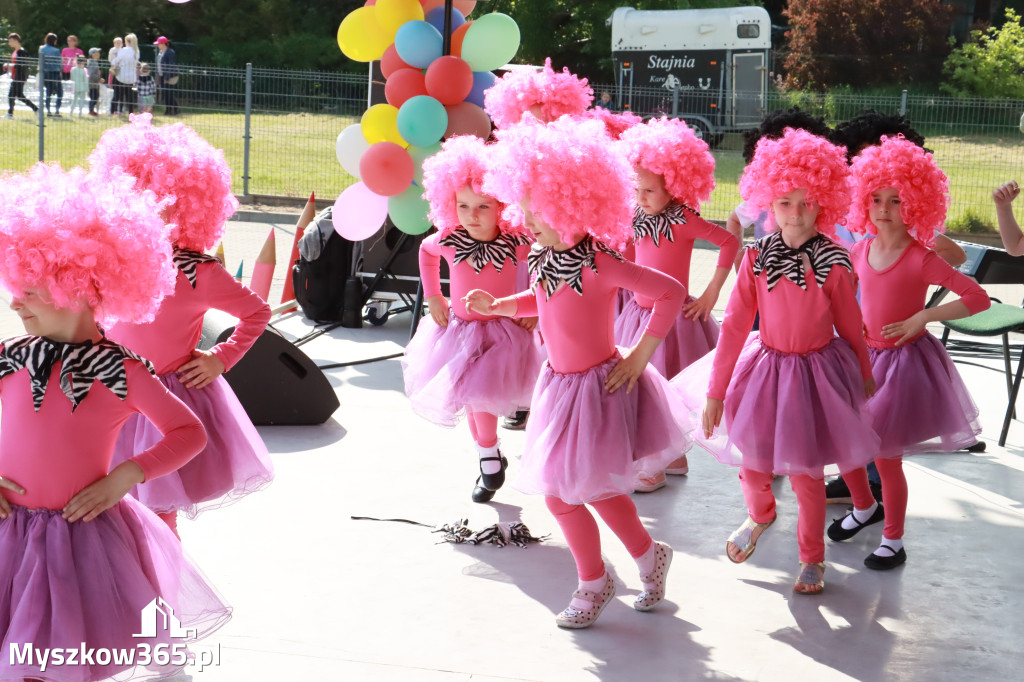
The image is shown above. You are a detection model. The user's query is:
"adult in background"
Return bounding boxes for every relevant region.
[61,34,83,81]
[107,36,122,114]
[39,33,63,116]
[154,36,178,115]
[111,33,138,115]
[4,33,39,118]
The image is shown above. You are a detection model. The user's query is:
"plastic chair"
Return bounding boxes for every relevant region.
[942,302,1024,446]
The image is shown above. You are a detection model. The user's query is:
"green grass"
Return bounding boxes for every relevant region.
[2,109,1020,231]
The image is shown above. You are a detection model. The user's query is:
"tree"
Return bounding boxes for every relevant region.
[942,8,1024,98]
[782,0,951,90]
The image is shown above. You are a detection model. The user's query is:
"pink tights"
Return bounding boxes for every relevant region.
[842,456,908,539]
[466,409,498,448]
[739,468,825,564]
[545,495,653,581]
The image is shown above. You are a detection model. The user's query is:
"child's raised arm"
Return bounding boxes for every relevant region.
[993,181,1024,256]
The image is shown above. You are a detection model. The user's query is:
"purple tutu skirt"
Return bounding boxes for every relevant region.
[614,296,719,379]
[615,288,634,316]
[112,373,274,519]
[516,354,696,504]
[402,313,544,427]
[0,499,230,681]
[867,333,981,455]
[673,335,879,477]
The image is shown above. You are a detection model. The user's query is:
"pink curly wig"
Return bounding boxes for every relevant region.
[739,127,851,238]
[88,114,238,252]
[582,106,643,140]
[483,58,593,130]
[0,164,176,326]
[421,135,520,237]
[483,116,635,250]
[619,116,716,210]
[848,135,948,247]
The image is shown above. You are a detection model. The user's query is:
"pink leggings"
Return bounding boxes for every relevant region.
[739,468,826,564]
[841,456,908,539]
[545,495,653,581]
[466,409,498,448]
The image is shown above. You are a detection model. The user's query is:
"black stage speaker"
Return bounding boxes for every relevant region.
[198,311,340,425]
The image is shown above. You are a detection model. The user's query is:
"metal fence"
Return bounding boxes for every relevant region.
[2,62,1023,228]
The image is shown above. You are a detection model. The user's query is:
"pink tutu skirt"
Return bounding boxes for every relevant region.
[112,373,274,519]
[867,333,981,455]
[402,313,543,426]
[673,335,879,477]
[0,499,230,682]
[614,296,719,379]
[516,354,695,504]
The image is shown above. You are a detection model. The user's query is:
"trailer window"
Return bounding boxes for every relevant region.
[737,24,759,39]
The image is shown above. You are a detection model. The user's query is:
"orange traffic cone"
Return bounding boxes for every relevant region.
[280,192,315,312]
[249,228,276,302]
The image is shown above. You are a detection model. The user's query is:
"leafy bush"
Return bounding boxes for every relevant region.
[942,9,1024,99]
[946,209,994,233]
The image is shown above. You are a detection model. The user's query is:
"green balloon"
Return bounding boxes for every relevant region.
[460,13,520,72]
[408,142,442,186]
[388,183,433,235]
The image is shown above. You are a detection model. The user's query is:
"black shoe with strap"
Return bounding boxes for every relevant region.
[827,504,885,542]
[471,452,508,503]
[864,545,907,570]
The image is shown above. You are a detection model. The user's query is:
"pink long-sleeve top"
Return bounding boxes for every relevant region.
[633,216,739,308]
[511,250,685,373]
[107,262,271,375]
[708,247,871,400]
[419,230,532,322]
[0,352,206,510]
[852,239,990,349]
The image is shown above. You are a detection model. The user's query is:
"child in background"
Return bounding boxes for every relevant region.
[826,136,989,570]
[69,56,88,117]
[993,180,1024,255]
[86,47,102,116]
[616,116,739,492]
[403,135,542,503]
[0,164,230,681]
[483,57,593,129]
[465,117,692,628]
[676,128,879,595]
[136,62,156,114]
[91,114,274,538]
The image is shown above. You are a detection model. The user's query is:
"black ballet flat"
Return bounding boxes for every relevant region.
[827,504,884,542]
[864,545,907,570]
[478,452,508,492]
[471,477,497,503]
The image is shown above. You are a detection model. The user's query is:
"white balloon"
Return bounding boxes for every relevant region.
[336,124,371,179]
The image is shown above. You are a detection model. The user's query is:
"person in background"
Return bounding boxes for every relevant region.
[69,55,88,117]
[111,33,138,115]
[39,32,63,116]
[61,34,83,81]
[3,33,39,118]
[993,181,1024,256]
[107,36,122,114]
[136,62,156,114]
[155,35,179,116]
[86,47,102,116]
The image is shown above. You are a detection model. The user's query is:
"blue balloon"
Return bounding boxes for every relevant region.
[465,71,497,108]
[397,95,448,147]
[394,21,444,70]
[424,7,466,34]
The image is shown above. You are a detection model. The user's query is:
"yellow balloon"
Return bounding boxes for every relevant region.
[337,6,389,62]
[361,104,409,147]
[376,0,425,35]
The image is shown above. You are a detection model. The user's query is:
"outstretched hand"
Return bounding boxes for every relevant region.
[0,476,26,519]
[176,349,226,390]
[63,462,144,523]
[993,181,1020,206]
[462,289,516,317]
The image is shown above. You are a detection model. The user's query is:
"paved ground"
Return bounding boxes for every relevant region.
[1,214,1022,682]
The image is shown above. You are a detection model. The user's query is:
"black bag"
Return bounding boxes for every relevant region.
[292,207,362,324]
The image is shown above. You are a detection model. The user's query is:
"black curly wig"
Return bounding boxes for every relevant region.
[741,107,832,163]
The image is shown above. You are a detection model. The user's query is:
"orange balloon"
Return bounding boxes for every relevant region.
[451,21,472,57]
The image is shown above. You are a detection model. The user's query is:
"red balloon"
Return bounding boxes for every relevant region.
[421,0,444,11]
[444,102,492,139]
[381,44,412,80]
[451,21,472,57]
[359,142,415,196]
[425,56,473,106]
[385,68,428,108]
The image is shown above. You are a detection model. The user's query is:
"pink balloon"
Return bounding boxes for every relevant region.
[421,0,444,11]
[444,101,491,139]
[359,142,415,196]
[425,55,472,106]
[385,68,428,108]
[454,0,476,15]
[380,44,412,80]
[333,182,389,241]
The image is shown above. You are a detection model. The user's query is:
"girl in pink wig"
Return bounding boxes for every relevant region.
[674,127,879,595]
[464,117,692,628]
[90,114,274,538]
[0,164,230,681]
[483,58,593,129]
[617,116,739,492]
[826,136,989,570]
[403,135,542,504]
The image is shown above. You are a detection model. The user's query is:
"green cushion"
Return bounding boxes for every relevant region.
[943,303,1024,336]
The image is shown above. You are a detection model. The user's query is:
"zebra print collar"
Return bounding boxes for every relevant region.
[751,231,852,291]
[528,236,624,299]
[173,248,222,288]
[438,228,532,274]
[632,201,698,246]
[0,335,155,412]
